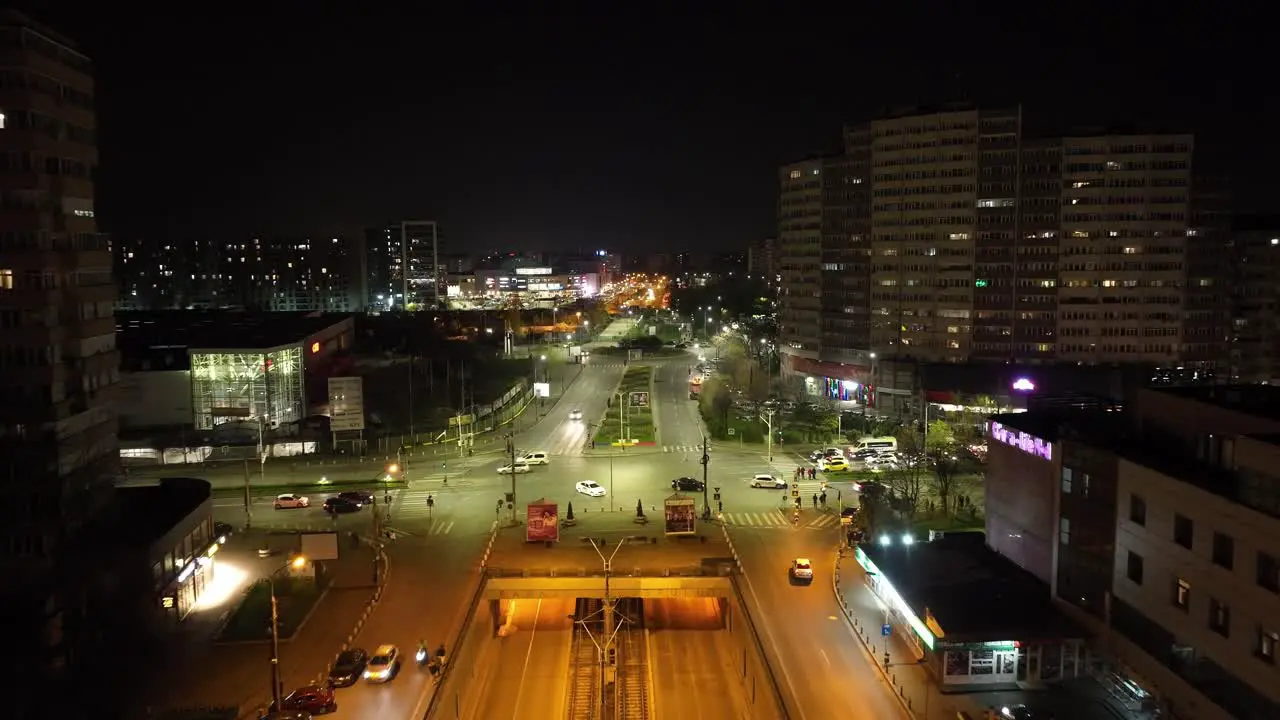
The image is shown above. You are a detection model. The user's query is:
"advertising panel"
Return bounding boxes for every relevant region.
[526,500,560,542]
[534,382,550,398]
[664,495,696,536]
[328,377,365,431]
[629,391,649,408]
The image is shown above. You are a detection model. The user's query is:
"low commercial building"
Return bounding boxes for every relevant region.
[854,534,1085,691]
[114,477,217,630]
[985,385,1280,720]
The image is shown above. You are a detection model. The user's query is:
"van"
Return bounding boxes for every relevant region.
[521,451,550,466]
[851,436,897,453]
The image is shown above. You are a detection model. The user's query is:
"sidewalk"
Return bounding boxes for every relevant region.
[129,530,377,717]
[833,549,989,720]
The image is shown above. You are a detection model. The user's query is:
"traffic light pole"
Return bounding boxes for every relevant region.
[507,432,518,524]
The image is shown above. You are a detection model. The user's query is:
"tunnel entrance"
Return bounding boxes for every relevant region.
[643,597,726,630]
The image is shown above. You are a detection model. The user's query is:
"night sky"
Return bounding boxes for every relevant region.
[29,5,1267,252]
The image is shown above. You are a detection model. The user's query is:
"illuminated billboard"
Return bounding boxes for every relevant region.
[526,500,559,542]
[515,267,553,276]
[664,495,696,536]
[988,421,1052,461]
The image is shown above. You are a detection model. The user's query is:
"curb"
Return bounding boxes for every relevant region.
[831,550,919,719]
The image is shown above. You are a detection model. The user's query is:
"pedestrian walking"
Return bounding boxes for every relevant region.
[812,493,818,508]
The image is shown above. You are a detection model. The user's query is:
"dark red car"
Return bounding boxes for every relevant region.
[277,685,336,714]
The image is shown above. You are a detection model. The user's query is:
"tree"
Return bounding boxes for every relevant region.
[746,363,771,404]
[925,419,962,515]
[882,427,926,516]
[566,502,575,522]
[635,498,645,518]
[698,377,734,429]
[950,393,1000,447]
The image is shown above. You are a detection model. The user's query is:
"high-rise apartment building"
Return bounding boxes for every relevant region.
[0,9,122,703]
[1229,215,1280,384]
[363,220,444,310]
[746,237,777,278]
[778,104,1229,388]
[778,158,824,354]
[115,235,366,312]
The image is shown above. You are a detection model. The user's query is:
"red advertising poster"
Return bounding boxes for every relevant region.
[526,500,560,542]
[664,495,696,536]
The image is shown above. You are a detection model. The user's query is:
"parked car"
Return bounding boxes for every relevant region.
[213,521,234,543]
[327,648,369,687]
[323,497,361,514]
[363,644,401,683]
[498,462,531,475]
[273,685,336,714]
[671,476,704,491]
[750,474,786,489]
[338,490,374,505]
[576,480,606,497]
[274,493,309,509]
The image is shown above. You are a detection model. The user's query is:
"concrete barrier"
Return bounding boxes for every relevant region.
[422,578,496,719]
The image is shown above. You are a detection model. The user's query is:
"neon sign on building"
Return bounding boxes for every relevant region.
[988,421,1053,461]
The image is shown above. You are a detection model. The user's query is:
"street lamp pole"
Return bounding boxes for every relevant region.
[267,555,307,710]
[760,407,776,462]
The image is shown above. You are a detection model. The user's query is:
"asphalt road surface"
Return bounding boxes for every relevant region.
[472,598,575,720]
[731,524,910,720]
[647,598,748,720]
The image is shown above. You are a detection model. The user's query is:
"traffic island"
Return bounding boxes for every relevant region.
[216,576,327,643]
[593,365,657,445]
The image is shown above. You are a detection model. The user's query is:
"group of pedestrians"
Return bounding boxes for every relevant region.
[793,466,816,481]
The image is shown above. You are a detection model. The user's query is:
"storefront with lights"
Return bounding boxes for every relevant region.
[854,533,1086,690]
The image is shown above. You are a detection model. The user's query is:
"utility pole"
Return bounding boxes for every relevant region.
[587,538,629,718]
[407,351,414,444]
[700,435,710,516]
[370,491,382,587]
[242,459,252,529]
[507,432,518,524]
[761,407,776,461]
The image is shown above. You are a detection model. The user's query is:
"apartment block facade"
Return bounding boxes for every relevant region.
[0,10,124,708]
[115,235,366,312]
[777,104,1230,390]
[987,387,1280,720]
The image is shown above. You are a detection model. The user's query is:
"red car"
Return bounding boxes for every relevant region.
[277,685,336,714]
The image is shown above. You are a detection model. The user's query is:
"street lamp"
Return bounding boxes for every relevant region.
[267,555,309,710]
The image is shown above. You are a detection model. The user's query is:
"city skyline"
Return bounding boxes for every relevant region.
[25,6,1271,251]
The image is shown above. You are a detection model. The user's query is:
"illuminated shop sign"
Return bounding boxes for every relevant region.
[988,421,1053,461]
[515,267,553,276]
[1011,377,1036,392]
[855,547,936,650]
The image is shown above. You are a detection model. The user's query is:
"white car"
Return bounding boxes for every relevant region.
[363,644,400,683]
[750,474,786,489]
[569,409,583,421]
[498,462,531,474]
[521,451,550,465]
[790,558,814,584]
[576,480,606,497]
[273,493,309,509]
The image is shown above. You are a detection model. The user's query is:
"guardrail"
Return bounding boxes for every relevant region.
[832,549,920,719]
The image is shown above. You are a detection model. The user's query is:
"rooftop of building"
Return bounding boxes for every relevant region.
[117,310,352,356]
[113,477,211,548]
[993,397,1279,520]
[859,533,1079,643]
[1147,384,1280,424]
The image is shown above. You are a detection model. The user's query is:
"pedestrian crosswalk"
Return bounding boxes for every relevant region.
[721,510,841,530]
[663,445,709,454]
[383,519,456,537]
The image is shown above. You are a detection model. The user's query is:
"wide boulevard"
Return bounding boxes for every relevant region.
[152,316,911,719]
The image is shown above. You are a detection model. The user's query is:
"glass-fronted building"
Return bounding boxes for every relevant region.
[190,345,305,430]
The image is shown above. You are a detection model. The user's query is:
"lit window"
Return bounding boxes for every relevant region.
[1173,578,1191,611]
[789,170,801,179]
